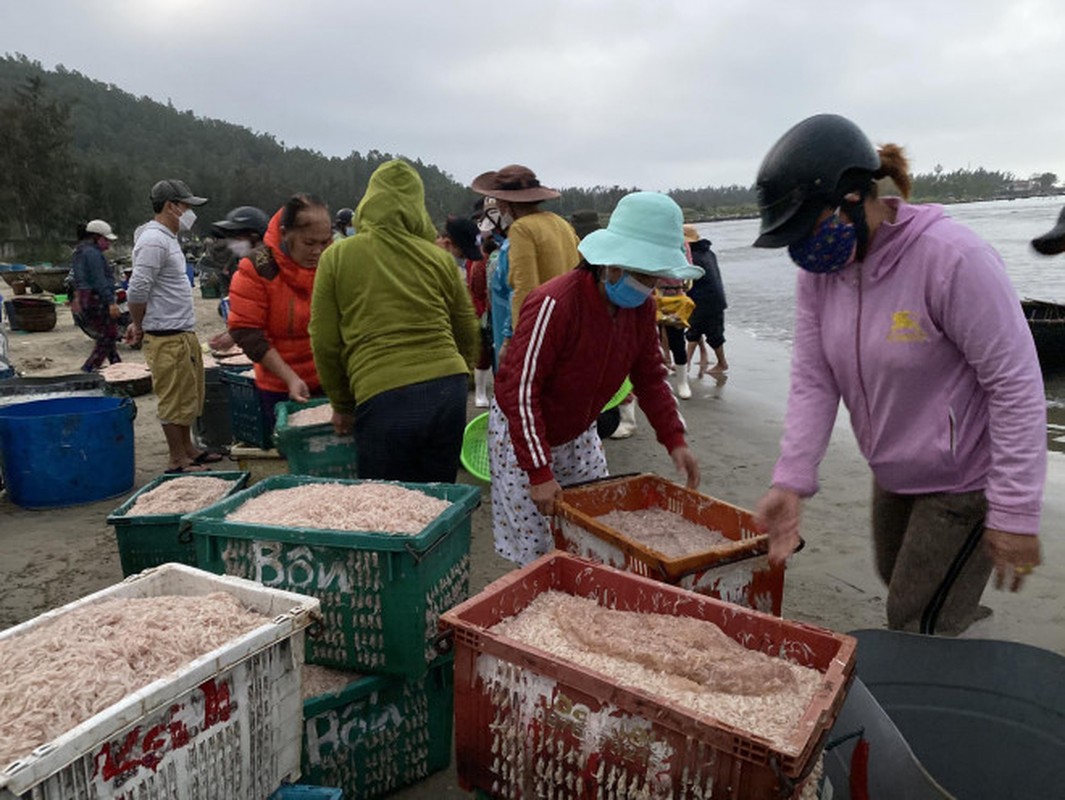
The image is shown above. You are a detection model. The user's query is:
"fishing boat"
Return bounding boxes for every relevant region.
[1022,298,1065,370]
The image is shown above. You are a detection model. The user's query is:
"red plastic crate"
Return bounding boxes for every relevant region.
[440,552,855,799]
[552,474,786,616]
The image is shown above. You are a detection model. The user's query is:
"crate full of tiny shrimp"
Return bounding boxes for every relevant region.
[440,552,855,800]
[0,563,320,800]
[274,399,358,480]
[187,475,481,679]
[553,473,786,615]
[106,470,250,576]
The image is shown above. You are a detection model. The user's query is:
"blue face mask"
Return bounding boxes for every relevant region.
[605,271,654,308]
[345,226,355,236]
[788,212,857,274]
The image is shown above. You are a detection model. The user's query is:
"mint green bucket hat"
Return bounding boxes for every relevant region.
[577,191,704,280]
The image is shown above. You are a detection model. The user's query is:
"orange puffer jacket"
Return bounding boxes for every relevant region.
[227,210,320,395]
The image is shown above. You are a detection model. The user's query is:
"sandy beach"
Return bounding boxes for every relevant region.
[1,284,1062,797]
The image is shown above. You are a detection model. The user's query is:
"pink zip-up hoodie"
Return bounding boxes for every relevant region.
[773,198,1046,535]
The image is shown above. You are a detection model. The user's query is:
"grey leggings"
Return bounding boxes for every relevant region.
[871,482,992,635]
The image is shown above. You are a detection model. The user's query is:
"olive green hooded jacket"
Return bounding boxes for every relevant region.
[310,159,480,408]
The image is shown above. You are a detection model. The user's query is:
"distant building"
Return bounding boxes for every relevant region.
[1007,179,1043,195]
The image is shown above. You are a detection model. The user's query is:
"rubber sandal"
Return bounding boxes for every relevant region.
[164,464,210,475]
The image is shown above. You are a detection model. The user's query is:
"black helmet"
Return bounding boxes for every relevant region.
[335,208,354,228]
[753,114,879,248]
[211,206,269,238]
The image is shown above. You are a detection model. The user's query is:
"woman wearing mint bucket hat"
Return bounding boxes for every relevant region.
[489,191,703,565]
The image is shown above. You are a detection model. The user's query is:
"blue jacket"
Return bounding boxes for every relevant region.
[72,240,115,304]
[489,238,511,371]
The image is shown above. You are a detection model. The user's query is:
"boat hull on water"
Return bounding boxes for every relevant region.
[1022,298,1065,371]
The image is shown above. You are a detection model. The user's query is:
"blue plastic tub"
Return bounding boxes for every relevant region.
[0,396,136,508]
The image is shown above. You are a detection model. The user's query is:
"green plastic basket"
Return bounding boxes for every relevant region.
[188,475,480,678]
[460,412,490,482]
[106,471,250,577]
[602,376,633,411]
[274,399,357,479]
[461,378,631,484]
[301,655,453,798]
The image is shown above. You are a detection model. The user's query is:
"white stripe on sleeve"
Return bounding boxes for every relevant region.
[518,297,556,468]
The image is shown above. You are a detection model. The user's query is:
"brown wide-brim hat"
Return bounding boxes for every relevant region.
[470,164,560,202]
[1032,205,1065,256]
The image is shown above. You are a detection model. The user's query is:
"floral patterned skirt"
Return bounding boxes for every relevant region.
[488,399,608,565]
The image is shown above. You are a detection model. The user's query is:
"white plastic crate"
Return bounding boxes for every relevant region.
[0,563,321,800]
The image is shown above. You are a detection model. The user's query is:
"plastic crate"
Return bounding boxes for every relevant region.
[274,399,357,479]
[270,785,344,800]
[440,552,855,799]
[0,563,320,800]
[301,655,454,798]
[106,470,250,576]
[221,367,274,448]
[553,473,786,616]
[189,475,480,678]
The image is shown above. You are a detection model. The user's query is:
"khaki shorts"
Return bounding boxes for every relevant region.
[144,331,205,426]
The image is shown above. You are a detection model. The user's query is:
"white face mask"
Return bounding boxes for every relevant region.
[499,212,514,230]
[227,239,252,258]
[178,208,197,231]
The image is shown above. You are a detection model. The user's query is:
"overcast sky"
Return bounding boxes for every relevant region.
[3,1,1064,192]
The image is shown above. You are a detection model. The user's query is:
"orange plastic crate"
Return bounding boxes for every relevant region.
[441,552,855,799]
[552,474,786,615]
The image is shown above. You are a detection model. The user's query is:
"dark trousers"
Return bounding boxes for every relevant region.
[354,374,467,483]
[75,295,120,371]
[871,482,992,635]
[664,325,688,366]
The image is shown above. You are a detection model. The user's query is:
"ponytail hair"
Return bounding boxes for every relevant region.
[874,143,911,199]
[280,193,328,230]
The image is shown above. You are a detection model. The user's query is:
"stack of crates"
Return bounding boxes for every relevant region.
[187,475,481,798]
[220,367,273,449]
[273,399,358,479]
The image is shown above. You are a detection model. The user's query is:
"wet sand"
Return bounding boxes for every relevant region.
[1,288,1061,797]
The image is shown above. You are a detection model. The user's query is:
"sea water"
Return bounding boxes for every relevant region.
[695,195,1065,424]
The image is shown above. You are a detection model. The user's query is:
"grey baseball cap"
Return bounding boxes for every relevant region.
[150,179,208,206]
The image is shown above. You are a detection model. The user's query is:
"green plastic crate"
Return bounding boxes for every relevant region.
[302,656,453,798]
[274,399,358,479]
[221,367,273,449]
[106,470,250,576]
[188,475,480,678]
[270,786,343,800]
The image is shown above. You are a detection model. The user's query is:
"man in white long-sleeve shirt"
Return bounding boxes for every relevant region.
[127,179,219,473]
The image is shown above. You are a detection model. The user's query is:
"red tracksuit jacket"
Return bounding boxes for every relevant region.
[496,268,687,485]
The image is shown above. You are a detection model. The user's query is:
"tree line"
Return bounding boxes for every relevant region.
[0,54,1058,262]
[0,54,478,260]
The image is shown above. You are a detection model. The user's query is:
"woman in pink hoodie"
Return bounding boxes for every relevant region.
[751,114,1045,635]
